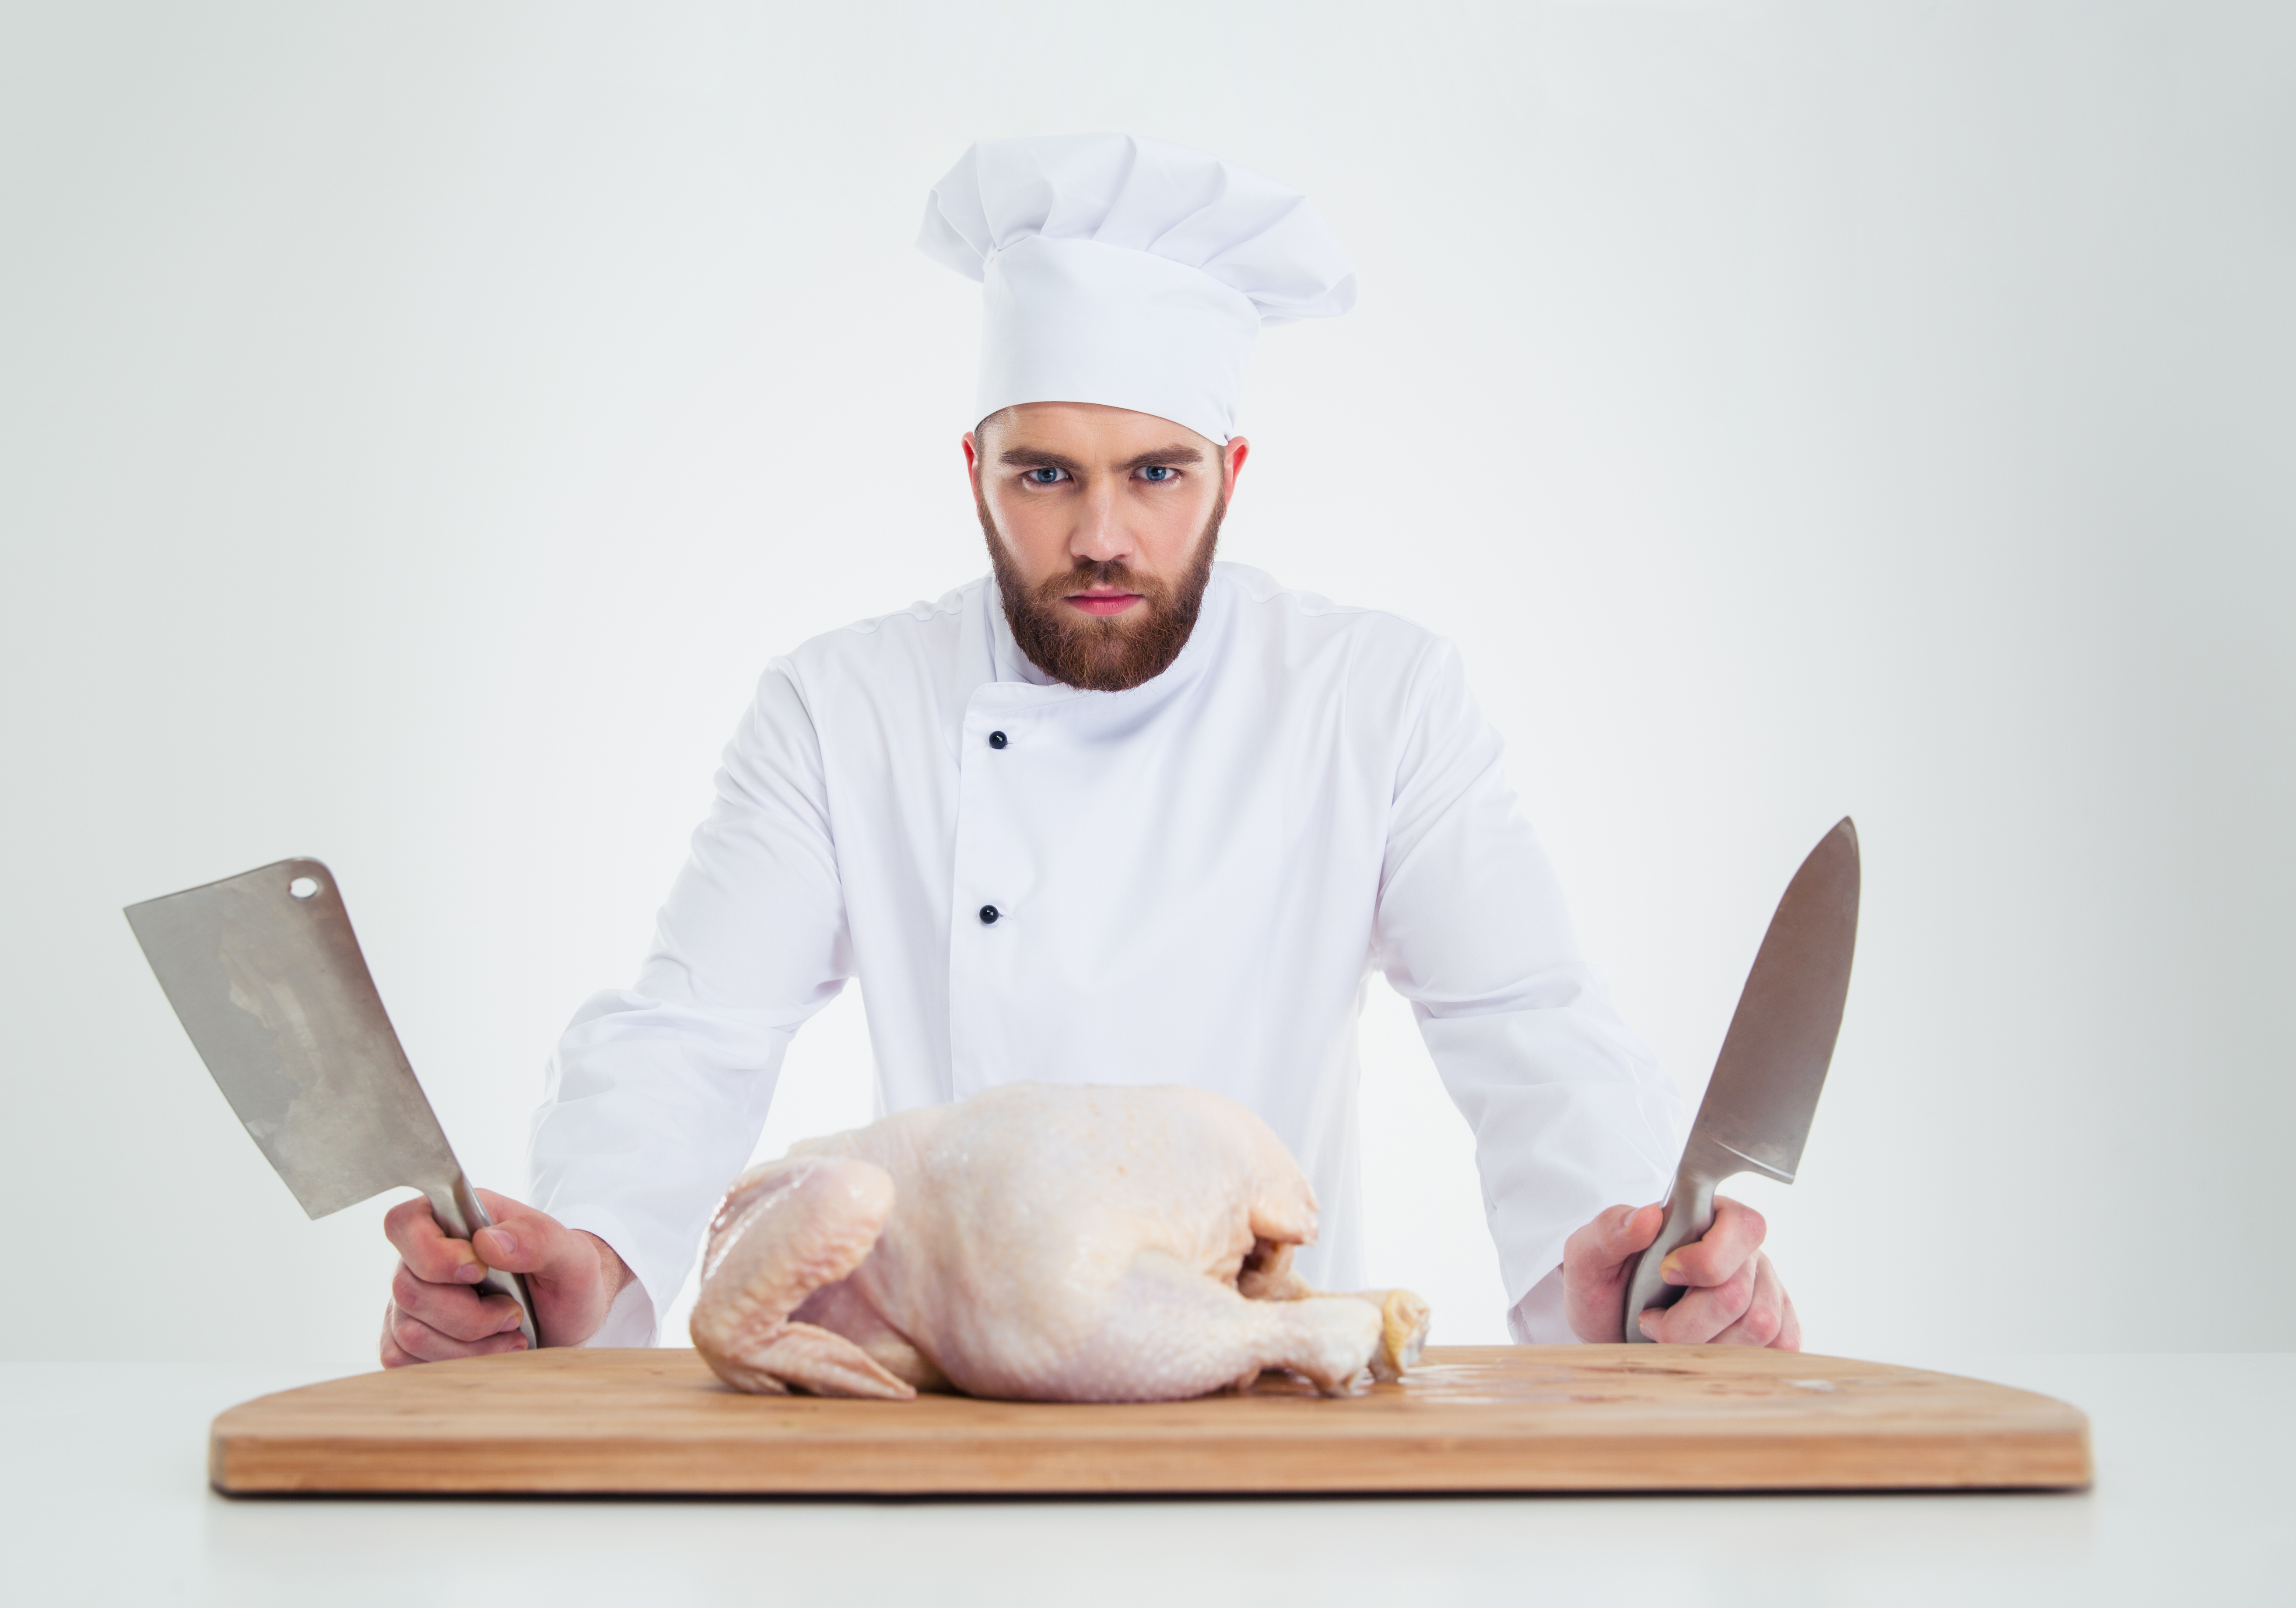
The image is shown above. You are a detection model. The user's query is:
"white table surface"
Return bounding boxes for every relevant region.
[7,1352,2289,1606]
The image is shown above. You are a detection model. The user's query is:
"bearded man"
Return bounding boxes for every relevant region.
[379,134,1801,1366]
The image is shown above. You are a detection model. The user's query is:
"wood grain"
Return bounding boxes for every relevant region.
[209,1345,2090,1496]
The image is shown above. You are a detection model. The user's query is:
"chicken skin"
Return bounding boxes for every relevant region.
[689,1083,1430,1402]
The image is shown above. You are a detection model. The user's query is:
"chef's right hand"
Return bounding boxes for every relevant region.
[379,1189,634,1367]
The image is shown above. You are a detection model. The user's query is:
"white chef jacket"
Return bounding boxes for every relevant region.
[531,563,1680,1346]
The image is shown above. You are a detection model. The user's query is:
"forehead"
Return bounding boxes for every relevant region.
[982,401,1216,461]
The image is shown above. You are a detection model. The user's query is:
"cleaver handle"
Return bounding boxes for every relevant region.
[423,1174,540,1349]
[1618,1132,1750,1343]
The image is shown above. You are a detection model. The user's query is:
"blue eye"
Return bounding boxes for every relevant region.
[1139,466,1175,482]
[1025,467,1066,484]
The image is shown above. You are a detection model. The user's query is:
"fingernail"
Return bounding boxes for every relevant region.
[456,1261,487,1284]
[486,1230,519,1259]
[1660,1254,1687,1285]
[1638,1310,1658,1340]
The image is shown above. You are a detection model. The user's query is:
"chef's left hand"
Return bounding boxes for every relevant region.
[1561,1197,1801,1348]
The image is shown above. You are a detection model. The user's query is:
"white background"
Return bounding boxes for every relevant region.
[2,0,2287,1373]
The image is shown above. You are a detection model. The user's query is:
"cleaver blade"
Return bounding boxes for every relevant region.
[124,859,536,1345]
[1623,817,1860,1342]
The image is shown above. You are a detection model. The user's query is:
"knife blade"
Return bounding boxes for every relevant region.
[1622,817,1860,1342]
[124,858,536,1345]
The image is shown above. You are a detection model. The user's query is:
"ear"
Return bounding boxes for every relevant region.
[961,431,981,487]
[1222,435,1251,499]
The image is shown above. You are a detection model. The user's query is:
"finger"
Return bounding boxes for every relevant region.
[1637,1257,1757,1344]
[384,1302,530,1364]
[389,1261,526,1342]
[382,1196,487,1286]
[380,1304,414,1369]
[1658,1196,1767,1289]
[1707,1253,1789,1348]
[1776,1286,1803,1352]
[470,1191,599,1289]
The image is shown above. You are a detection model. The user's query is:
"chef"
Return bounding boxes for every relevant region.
[380,134,1800,1367]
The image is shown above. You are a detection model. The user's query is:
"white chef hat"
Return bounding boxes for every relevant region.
[916,133,1356,444]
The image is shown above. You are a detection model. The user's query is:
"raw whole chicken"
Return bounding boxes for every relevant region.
[689,1083,1431,1402]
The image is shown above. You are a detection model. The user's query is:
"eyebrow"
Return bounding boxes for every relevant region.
[996,444,1207,473]
[997,447,1083,473]
[1118,445,1206,471]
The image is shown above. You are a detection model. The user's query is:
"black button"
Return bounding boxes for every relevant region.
[978,904,1000,925]
[988,730,1008,749]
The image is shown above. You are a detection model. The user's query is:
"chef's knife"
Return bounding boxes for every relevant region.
[1622,818,1859,1343]
[124,859,536,1345]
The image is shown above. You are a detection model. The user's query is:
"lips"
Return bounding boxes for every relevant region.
[1063,591,1145,618]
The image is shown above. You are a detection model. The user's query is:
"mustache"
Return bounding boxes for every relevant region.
[1034,558,1170,603]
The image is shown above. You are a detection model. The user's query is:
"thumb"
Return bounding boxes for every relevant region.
[1599,1203,1664,1267]
[470,1191,593,1289]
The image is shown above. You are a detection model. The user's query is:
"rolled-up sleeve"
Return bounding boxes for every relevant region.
[529,662,852,1342]
[1371,643,1681,1342]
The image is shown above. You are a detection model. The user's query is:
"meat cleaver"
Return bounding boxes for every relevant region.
[124,859,536,1345]
[1622,818,1859,1342]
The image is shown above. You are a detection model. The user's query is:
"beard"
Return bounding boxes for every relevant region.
[981,496,1224,693]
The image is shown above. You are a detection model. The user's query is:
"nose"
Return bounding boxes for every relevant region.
[1069,478,1132,566]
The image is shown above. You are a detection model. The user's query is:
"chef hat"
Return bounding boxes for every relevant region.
[916,133,1356,444]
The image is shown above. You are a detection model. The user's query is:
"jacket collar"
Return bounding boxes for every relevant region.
[946,566,1237,760]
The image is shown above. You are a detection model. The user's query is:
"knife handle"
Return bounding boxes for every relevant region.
[1619,1163,1721,1344]
[424,1176,541,1349]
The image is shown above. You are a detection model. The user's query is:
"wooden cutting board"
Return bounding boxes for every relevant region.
[210,1345,2088,1496]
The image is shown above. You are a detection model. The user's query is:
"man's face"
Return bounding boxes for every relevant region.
[964,402,1249,692]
